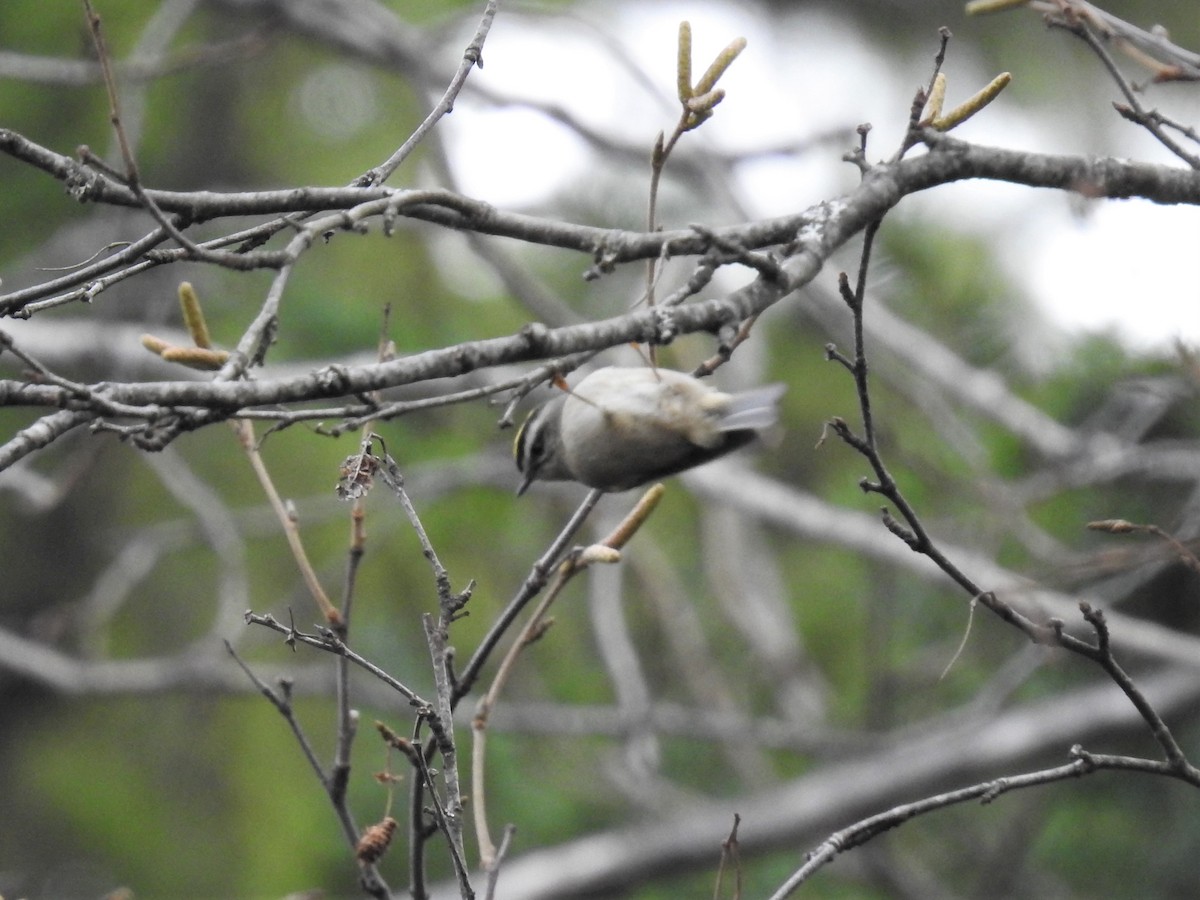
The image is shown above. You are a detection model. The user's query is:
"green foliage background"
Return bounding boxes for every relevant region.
[0,2,1197,899]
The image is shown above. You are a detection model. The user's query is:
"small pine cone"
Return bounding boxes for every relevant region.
[356,816,398,865]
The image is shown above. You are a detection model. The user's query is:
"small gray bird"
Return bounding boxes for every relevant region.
[513,366,785,493]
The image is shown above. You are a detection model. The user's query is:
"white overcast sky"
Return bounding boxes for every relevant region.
[429,0,1200,352]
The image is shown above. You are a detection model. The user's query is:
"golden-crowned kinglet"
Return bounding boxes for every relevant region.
[513,366,785,493]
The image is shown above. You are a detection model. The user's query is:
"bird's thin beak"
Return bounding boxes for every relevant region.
[516,471,535,496]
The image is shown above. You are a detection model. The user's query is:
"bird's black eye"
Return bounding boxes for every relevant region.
[525,423,547,472]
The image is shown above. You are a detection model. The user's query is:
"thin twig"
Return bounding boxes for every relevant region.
[1052,12,1200,168]
[225,641,390,898]
[471,487,662,868]
[232,419,341,625]
[454,488,603,701]
[83,0,285,271]
[363,0,498,186]
[244,612,431,707]
[411,734,473,896]
[423,615,473,897]
[769,747,1198,899]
